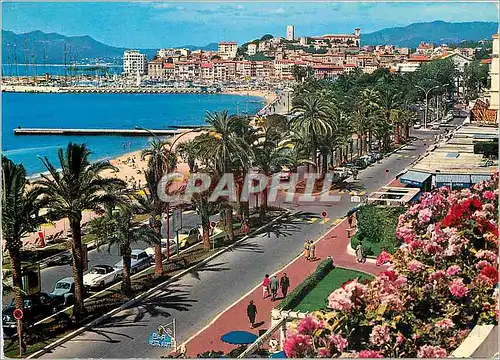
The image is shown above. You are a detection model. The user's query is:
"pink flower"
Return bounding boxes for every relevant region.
[476,260,491,270]
[428,270,446,283]
[435,318,454,329]
[329,333,348,353]
[297,316,322,335]
[407,260,425,272]
[396,333,405,345]
[417,345,447,358]
[447,265,461,276]
[395,276,408,287]
[370,325,390,346]
[283,333,313,358]
[376,251,392,266]
[483,190,495,200]
[449,278,469,298]
[328,288,354,312]
[476,250,498,263]
[418,208,433,223]
[317,348,331,358]
[357,350,384,358]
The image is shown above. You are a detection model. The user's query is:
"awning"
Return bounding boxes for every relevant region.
[471,174,493,183]
[435,174,471,183]
[399,171,431,186]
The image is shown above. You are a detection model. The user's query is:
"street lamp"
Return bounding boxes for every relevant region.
[414,84,442,129]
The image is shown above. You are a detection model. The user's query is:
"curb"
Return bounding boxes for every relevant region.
[26,211,289,359]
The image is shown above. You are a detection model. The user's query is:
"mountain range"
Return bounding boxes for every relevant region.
[2,21,498,64]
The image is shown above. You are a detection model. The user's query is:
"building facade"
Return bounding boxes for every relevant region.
[490,33,499,119]
[123,50,148,75]
[218,42,238,60]
[286,25,295,41]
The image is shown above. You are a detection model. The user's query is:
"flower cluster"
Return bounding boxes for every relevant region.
[283,173,498,358]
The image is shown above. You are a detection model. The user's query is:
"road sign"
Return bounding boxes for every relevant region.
[321,211,328,218]
[351,196,361,203]
[385,168,390,173]
[210,221,216,228]
[13,309,23,320]
[173,209,182,232]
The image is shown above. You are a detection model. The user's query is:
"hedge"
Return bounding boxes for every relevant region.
[474,141,498,158]
[275,257,334,311]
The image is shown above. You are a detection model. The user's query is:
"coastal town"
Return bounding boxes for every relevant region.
[1,3,500,360]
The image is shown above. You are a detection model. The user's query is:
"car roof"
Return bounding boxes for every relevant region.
[93,264,114,270]
[131,249,145,255]
[57,277,75,284]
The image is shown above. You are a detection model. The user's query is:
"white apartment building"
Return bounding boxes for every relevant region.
[218,42,238,60]
[286,25,295,41]
[490,34,499,117]
[247,43,257,56]
[123,50,148,75]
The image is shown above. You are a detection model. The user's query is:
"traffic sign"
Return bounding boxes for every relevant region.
[210,221,216,228]
[321,211,328,218]
[13,309,23,320]
[385,169,390,173]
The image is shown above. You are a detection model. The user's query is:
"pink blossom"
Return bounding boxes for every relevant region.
[476,250,498,263]
[328,288,354,312]
[357,350,384,358]
[407,260,425,272]
[418,208,433,223]
[449,278,469,298]
[370,325,390,346]
[446,265,461,276]
[396,334,405,345]
[395,276,408,287]
[329,333,348,353]
[376,251,392,266]
[424,242,443,255]
[297,316,322,335]
[417,345,447,358]
[483,190,495,200]
[428,270,446,283]
[283,333,314,358]
[435,318,454,329]
[317,348,331,358]
[476,260,491,270]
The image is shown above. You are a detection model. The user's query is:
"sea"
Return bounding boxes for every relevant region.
[2,64,123,77]
[2,92,264,176]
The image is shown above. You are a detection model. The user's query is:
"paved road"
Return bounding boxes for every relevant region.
[41,131,437,358]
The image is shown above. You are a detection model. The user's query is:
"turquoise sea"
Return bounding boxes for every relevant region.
[2,92,264,175]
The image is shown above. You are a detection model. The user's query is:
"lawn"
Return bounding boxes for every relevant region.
[294,267,373,313]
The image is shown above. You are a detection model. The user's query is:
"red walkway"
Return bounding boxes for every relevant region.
[183,217,387,356]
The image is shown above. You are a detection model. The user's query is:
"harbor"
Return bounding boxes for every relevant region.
[13,127,192,136]
[1,84,221,94]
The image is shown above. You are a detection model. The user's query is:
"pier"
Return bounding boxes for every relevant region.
[2,85,221,94]
[13,128,194,137]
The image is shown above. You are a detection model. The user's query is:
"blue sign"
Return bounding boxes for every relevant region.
[148,332,172,348]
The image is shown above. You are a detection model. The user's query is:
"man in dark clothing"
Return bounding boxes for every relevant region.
[280,273,290,298]
[269,275,279,301]
[247,300,257,328]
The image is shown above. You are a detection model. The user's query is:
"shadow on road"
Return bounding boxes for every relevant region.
[188,261,231,281]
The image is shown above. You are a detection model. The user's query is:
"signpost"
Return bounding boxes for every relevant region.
[351,195,361,203]
[148,319,177,350]
[14,309,23,356]
[385,168,390,183]
[172,209,182,255]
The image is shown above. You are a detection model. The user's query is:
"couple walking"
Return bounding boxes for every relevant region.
[303,240,316,261]
[262,273,290,301]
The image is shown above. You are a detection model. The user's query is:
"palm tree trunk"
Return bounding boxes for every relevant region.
[202,214,211,250]
[69,218,85,323]
[8,243,25,353]
[224,162,235,243]
[259,183,268,223]
[165,202,170,261]
[321,152,328,176]
[357,136,362,157]
[121,250,133,297]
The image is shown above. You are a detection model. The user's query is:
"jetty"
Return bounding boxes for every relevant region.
[13,128,194,137]
[2,85,221,94]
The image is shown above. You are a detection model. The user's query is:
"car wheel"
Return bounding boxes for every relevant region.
[52,305,60,314]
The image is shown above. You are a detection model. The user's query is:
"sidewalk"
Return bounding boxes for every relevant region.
[183,216,387,356]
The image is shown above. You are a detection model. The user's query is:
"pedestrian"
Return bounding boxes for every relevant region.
[247,300,257,328]
[352,168,358,180]
[355,243,364,263]
[303,241,310,260]
[269,275,279,301]
[309,240,316,261]
[348,214,354,228]
[262,274,270,298]
[280,273,290,298]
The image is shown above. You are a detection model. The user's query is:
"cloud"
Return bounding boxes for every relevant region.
[236,4,245,10]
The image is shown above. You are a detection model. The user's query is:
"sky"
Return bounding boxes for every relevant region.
[2,2,499,48]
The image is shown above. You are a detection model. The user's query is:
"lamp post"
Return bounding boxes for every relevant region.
[414,84,441,129]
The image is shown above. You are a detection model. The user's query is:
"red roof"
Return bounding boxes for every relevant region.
[408,55,431,62]
[163,63,174,69]
[201,63,213,68]
[344,64,356,67]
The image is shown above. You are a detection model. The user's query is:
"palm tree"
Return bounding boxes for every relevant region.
[195,110,251,243]
[88,204,159,297]
[141,139,177,276]
[2,156,46,353]
[177,139,199,173]
[290,92,335,170]
[35,143,125,322]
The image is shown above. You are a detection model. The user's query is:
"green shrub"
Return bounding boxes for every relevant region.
[276,257,334,311]
[474,141,498,158]
[356,205,405,252]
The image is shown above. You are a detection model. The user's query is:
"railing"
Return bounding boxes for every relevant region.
[237,317,287,358]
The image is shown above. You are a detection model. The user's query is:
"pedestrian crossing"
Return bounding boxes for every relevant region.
[306,217,343,226]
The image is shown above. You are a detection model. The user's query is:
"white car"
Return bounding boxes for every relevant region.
[83,265,119,290]
[413,123,422,129]
[144,239,179,261]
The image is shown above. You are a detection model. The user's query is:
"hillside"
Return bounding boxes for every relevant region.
[361,21,498,48]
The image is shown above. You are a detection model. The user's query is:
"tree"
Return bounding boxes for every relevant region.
[177,139,199,173]
[260,34,273,42]
[88,204,160,297]
[291,65,314,83]
[463,61,490,98]
[195,110,252,243]
[36,143,125,322]
[141,139,177,276]
[2,157,46,353]
[290,92,336,170]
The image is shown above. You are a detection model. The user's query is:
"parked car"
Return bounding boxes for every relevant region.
[45,252,73,267]
[355,158,370,169]
[2,293,63,336]
[431,123,440,130]
[413,122,422,129]
[49,277,75,306]
[359,154,375,165]
[83,265,120,291]
[332,167,349,180]
[178,227,203,250]
[113,249,151,274]
[368,152,383,161]
[145,239,178,262]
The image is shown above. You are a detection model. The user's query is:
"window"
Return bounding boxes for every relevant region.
[56,282,71,290]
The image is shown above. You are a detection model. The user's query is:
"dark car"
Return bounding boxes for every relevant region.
[2,293,63,336]
[45,252,73,267]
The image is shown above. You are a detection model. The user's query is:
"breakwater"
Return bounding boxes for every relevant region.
[1,85,220,94]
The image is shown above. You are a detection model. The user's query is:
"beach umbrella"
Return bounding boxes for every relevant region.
[220,331,258,345]
[270,351,286,358]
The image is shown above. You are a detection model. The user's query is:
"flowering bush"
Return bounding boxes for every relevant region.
[283,174,498,358]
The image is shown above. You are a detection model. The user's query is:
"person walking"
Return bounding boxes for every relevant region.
[309,240,316,261]
[262,274,271,298]
[352,168,359,180]
[280,273,290,298]
[348,214,354,228]
[247,300,257,328]
[355,243,365,263]
[303,241,310,261]
[269,275,279,301]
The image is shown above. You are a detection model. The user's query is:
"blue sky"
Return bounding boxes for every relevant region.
[3,2,499,48]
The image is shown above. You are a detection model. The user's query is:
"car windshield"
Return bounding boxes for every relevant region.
[131,254,139,260]
[55,282,71,290]
[90,267,106,275]
[8,299,32,307]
